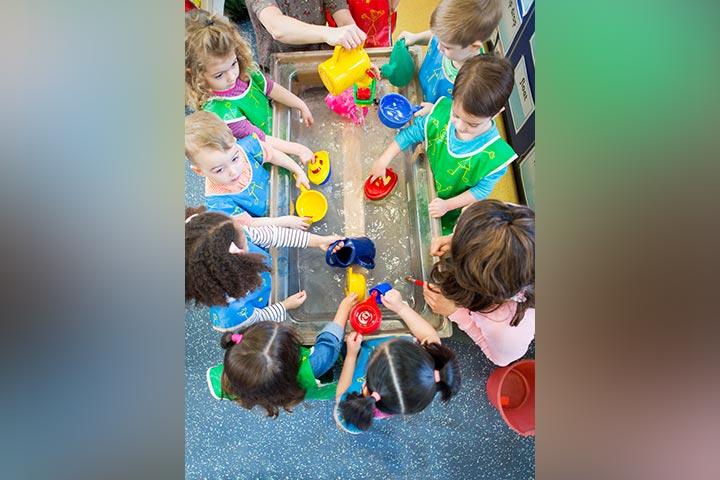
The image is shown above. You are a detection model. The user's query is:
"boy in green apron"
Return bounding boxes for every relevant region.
[370,55,517,235]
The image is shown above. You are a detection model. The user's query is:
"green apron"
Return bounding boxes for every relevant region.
[202,70,273,135]
[207,346,337,402]
[425,97,517,234]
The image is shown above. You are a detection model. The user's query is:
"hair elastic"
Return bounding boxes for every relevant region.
[370,391,381,402]
[510,289,527,303]
[434,370,441,383]
[185,213,199,224]
[231,333,243,344]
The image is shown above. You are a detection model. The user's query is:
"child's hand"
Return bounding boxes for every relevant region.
[423,284,458,317]
[338,292,359,316]
[295,170,310,189]
[380,288,408,313]
[298,102,314,127]
[398,30,419,46]
[325,24,367,50]
[428,198,450,218]
[275,215,311,231]
[430,235,452,257]
[414,102,433,117]
[368,160,388,183]
[368,63,382,80]
[346,332,363,355]
[281,290,307,310]
[309,234,344,252]
[297,145,314,165]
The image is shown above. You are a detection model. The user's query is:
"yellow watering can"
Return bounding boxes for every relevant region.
[345,267,367,301]
[318,45,372,96]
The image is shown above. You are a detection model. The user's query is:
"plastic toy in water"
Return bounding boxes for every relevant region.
[295,184,328,223]
[308,151,331,185]
[325,237,376,269]
[380,38,415,88]
[486,359,535,436]
[378,93,423,129]
[325,87,368,125]
[318,45,372,96]
[364,167,398,201]
[349,289,383,336]
[353,75,377,107]
[345,267,367,301]
[368,282,392,304]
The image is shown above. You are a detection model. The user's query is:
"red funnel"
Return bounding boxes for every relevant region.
[486,359,535,436]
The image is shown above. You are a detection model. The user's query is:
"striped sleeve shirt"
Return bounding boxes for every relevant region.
[243,226,310,249]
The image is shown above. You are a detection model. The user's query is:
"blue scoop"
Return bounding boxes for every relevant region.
[377,93,423,129]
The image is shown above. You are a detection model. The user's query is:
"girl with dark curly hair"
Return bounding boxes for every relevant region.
[423,199,535,366]
[334,289,461,433]
[185,206,344,331]
[206,293,359,417]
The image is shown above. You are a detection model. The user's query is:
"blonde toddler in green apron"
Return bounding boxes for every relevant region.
[186,10,316,165]
[369,55,517,235]
[207,294,359,416]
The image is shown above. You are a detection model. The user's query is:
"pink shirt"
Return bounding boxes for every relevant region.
[449,302,535,367]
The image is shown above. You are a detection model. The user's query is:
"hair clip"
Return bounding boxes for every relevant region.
[231,333,243,344]
[185,213,199,224]
[228,241,244,254]
[370,391,381,402]
[434,370,441,383]
[510,289,527,303]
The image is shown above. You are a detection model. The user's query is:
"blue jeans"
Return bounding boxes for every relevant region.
[308,322,344,378]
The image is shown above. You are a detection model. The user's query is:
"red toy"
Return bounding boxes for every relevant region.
[364,168,398,200]
[350,290,383,338]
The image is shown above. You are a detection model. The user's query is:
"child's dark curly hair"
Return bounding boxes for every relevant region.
[185,206,270,307]
[430,200,535,326]
[220,321,305,417]
[339,339,461,431]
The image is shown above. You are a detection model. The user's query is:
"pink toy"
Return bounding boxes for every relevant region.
[325,87,368,125]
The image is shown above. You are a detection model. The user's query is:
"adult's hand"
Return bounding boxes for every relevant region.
[324,24,367,50]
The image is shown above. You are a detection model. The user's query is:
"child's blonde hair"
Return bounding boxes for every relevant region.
[185,10,256,109]
[430,0,501,47]
[184,111,235,164]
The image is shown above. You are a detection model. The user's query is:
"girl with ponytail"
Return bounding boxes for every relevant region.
[334,289,461,433]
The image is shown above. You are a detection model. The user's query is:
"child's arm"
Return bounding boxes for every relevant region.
[335,333,364,399]
[308,293,359,378]
[263,143,310,188]
[381,289,442,345]
[369,113,428,182]
[267,83,314,127]
[428,191,476,218]
[244,225,344,252]
[245,215,311,231]
[369,140,402,182]
[398,30,432,46]
[264,135,314,165]
[428,167,508,217]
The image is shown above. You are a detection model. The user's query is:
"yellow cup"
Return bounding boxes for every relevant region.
[318,45,372,96]
[295,185,328,223]
[345,267,366,301]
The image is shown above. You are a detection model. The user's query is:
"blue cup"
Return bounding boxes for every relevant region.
[369,282,393,304]
[378,93,423,129]
[326,237,376,269]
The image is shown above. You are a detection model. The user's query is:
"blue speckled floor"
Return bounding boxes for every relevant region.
[185,18,535,480]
